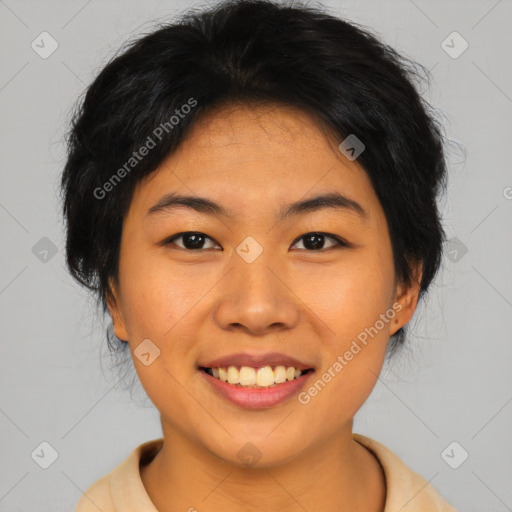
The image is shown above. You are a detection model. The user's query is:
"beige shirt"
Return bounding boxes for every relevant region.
[75,433,457,511]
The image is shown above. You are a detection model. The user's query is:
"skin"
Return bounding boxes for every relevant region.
[107,103,422,512]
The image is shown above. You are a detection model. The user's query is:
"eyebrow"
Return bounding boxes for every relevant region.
[146,191,368,221]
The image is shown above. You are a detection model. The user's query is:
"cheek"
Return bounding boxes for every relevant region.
[298,249,395,409]
[118,257,203,401]
[301,275,393,422]
[119,248,204,338]
[301,251,395,342]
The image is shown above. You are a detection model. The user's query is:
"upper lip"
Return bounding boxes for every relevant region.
[199,352,315,371]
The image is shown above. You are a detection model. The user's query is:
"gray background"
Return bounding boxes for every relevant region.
[1,0,511,510]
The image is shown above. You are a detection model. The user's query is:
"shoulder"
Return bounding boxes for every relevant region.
[74,438,164,512]
[74,474,114,512]
[353,433,457,512]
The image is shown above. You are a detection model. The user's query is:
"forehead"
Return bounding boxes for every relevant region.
[131,103,379,220]
[176,103,349,174]
[184,103,327,147]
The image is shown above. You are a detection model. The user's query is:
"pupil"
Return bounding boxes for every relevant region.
[184,233,204,249]
[304,233,324,250]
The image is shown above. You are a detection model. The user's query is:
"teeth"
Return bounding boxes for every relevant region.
[207,365,308,388]
[227,366,240,384]
[238,366,255,386]
[256,366,274,387]
[274,365,287,383]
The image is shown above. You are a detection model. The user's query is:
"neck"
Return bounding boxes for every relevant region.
[140,421,386,512]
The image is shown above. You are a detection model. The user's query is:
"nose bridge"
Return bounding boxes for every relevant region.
[214,237,299,333]
[232,238,283,304]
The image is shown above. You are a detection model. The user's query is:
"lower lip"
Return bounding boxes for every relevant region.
[199,369,315,409]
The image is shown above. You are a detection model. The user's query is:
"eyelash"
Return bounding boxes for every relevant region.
[163,231,350,252]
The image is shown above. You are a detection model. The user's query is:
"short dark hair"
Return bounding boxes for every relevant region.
[60,0,449,363]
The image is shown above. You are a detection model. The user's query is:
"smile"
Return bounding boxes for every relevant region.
[199,366,315,409]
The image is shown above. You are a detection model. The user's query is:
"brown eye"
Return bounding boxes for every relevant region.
[291,232,347,251]
[166,232,220,251]
[164,231,349,252]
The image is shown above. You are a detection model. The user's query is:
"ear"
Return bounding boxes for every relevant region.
[106,277,129,342]
[389,259,423,337]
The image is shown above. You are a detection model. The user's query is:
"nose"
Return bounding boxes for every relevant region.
[213,249,300,335]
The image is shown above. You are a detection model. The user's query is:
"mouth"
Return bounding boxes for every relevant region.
[198,365,316,409]
[199,365,315,388]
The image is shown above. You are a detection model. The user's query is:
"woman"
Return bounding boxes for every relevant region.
[61,0,456,510]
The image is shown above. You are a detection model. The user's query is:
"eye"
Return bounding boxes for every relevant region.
[291,232,348,251]
[165,232,221,251]
[163,231,349,252]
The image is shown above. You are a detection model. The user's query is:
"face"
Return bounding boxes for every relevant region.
[108,103,421,467]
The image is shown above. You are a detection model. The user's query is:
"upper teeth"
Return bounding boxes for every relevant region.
[211,365,304,387]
